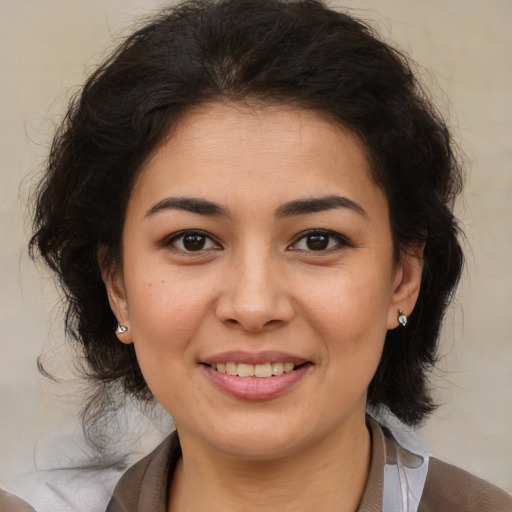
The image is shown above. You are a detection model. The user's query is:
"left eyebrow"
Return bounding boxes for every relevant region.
[145,197,230,218]
[275,195,367,219]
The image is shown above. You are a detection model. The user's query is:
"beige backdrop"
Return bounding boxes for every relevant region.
[1,0,511,503]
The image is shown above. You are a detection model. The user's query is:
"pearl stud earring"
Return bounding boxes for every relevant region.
[115,324,128,335]
[398,310,408,327]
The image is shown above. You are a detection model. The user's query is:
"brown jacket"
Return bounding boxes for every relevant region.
[106,419,512,512]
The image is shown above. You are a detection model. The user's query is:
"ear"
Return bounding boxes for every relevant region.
[99,250,133,344]
[387,244,424,329]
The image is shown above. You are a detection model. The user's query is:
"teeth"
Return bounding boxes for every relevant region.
[212,362,297,377]
[284,362,294,373]
[255,362,272,378]
[237,363,254,377]
[271,362,284,376]
[225,362,237,375]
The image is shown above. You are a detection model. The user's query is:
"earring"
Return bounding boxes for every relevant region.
[115,324,128,335]
[398,310,408,327]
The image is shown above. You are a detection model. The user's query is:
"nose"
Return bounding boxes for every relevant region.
[215,249,294,333]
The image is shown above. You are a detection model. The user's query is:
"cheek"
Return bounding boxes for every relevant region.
[298,264,392,377]
[304,269,392,337]
[125,272,215,357]
[126,278,214,407]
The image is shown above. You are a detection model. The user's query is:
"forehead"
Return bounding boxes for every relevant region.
[129,102,386,217]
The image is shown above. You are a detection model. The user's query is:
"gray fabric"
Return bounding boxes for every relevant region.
[381,423,429,512]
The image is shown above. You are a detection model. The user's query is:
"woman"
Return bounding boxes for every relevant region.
[24,0,511,511]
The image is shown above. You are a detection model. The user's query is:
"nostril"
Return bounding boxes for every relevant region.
[221,316,283,333]
[215,290,294,332]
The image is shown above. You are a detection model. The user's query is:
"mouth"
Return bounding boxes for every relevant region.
[201,354,312,399]
[203,362,311,400]
[207,361,304,378]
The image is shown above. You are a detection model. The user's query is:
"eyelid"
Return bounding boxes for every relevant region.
[159,228,352,252]
[288,229,353,251]
[160,229,222,251]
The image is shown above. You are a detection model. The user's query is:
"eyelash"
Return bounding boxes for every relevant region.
[163,230,221,252]
[163,229,351,254]
[289,230,352,252]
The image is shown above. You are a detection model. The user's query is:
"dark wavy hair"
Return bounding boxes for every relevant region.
[31,0,464,432]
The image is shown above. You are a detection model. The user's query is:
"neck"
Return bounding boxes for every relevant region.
[168,415,371,512]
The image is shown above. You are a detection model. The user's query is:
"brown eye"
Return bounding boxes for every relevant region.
[305,233,329,251]
[168,231,219,252]
[183,233,207,251]
[291,230,348,252]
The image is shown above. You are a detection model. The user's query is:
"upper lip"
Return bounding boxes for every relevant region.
[202,351,309,366]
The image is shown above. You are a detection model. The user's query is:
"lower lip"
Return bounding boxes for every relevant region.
[203,364,311,400]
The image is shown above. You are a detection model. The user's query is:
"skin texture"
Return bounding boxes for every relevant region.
[104,102,423,511]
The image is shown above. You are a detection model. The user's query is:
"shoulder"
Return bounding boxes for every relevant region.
[106,431,181,512]
[0,488,36,512]
[419,457,512,512]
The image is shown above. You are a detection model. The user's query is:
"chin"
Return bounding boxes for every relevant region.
[203,413,329,462]
[215,432,308,461]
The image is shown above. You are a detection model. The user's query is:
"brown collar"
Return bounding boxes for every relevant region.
[108,416,386,511]
[357,416,386,511]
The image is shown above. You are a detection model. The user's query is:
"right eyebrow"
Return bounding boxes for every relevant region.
[144,197,230,218]
[275,195,367,219]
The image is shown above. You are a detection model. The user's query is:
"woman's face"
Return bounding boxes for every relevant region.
[106,102,422,459]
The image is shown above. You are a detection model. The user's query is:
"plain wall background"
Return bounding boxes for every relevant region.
[1,0,511,502]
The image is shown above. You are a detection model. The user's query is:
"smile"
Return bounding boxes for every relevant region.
[210,362,296,378]
[203,359,311,400]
